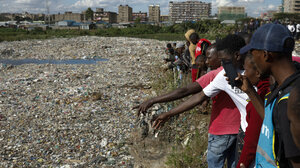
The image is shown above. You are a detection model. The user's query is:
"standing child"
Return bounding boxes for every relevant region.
[236,53,270,168]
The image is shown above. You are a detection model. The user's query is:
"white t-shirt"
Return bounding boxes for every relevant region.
[203,69,250,132]
[296,24,300,33]
[288,24,295,33]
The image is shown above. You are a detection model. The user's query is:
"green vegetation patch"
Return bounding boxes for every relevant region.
[0,20,238,42]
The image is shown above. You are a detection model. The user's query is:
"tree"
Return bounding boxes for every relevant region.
[14,16,24,23]
[173,24,185,33]
[37,16,45,21]
[274,13,300,22]
[0,15,10,21]
[24,17,32,22]
[134,17,141,24]
[85,7,94,21]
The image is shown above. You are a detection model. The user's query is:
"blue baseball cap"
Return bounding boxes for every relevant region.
[240,23,294,54]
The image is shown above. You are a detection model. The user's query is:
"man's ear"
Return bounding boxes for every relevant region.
[235,51,241,61]
[234,51,241,61]
[264,51,273,62]
[256,69,261,79]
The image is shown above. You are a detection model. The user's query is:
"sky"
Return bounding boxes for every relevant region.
[0,0,281,17]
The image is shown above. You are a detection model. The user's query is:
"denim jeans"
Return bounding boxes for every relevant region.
[207,133,237,168]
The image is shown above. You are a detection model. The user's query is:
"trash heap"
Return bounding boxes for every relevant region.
[2,36,298,168]
[0,36,168,167]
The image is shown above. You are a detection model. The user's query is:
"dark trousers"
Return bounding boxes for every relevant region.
[235,127,245,166]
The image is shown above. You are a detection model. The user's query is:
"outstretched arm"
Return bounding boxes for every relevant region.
[134,82,202,116]
[152,91,209,129]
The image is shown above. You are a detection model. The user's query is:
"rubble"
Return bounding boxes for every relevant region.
[1,36,299,167]
[0,36,168,167]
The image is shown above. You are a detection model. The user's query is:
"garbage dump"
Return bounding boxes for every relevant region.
[1,36,299,168]
[0,36,168,167]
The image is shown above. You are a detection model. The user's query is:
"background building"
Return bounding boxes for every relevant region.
[149,5,160,23]
[169,1,211,22]
[260,10,277,20]
[160,15,170,22]
[278,4,284,13]
[118,5,133,23]
[132,11,148,22]
[284,0,300,13]
[0,13,17,21]
[54,12,85,23]
[94,8,117,23]
[0,13,45,21]
[218,6,246,21]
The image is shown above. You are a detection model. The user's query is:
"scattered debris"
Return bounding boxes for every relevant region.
[0,36,167,167]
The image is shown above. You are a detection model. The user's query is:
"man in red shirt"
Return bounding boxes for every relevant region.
[189,33,211,82]
[145,44,241,168]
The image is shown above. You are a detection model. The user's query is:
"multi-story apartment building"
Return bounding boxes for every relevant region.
[0,13,45,21]
[149,5,160,23]
[218,6,246,20]
[94,8,117,23]
[132,11,148,22]
[169,1,211,22]
[160,15,170,22]
[54,12,85,23]
[284,0,300,13]
[118,5,133,23]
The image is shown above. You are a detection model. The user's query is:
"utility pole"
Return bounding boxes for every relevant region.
[281,0,284,13]
[46,0,50,26]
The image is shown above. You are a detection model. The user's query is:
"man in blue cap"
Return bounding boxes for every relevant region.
[238,23,300,167]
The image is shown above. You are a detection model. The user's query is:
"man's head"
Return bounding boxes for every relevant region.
[185,29,195,42]
[166,43,172,49]
[244,53,261,85]
[237,32,252,45]
[189,32,200,45]
[240,24,295,78]
[172,42,177,48]
[195,54,206,70]
[175,42,185,55]
[205,43,220,70]
[216,34,246,69]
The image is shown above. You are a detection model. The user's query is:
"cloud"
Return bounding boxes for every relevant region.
[211,0,280,16]
[70,0,170,14]
[15,0,35,3]
[70,0,123,12]
[214,0,239,6]
[72,0,110,8]
[213,0,264,7]
[238,0,264,2]
[0,0,280,17]
[268,4,276,9]
[0,0,63,13]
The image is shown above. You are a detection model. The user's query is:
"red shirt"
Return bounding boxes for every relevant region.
[195,39,211,58]
[237,79,270,168]
[292,56,300,62]
[196,67,240,135]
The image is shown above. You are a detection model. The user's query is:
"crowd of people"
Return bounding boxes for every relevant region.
[287,21,300,40]
[241,18,300,41]
[135,23,300,168]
